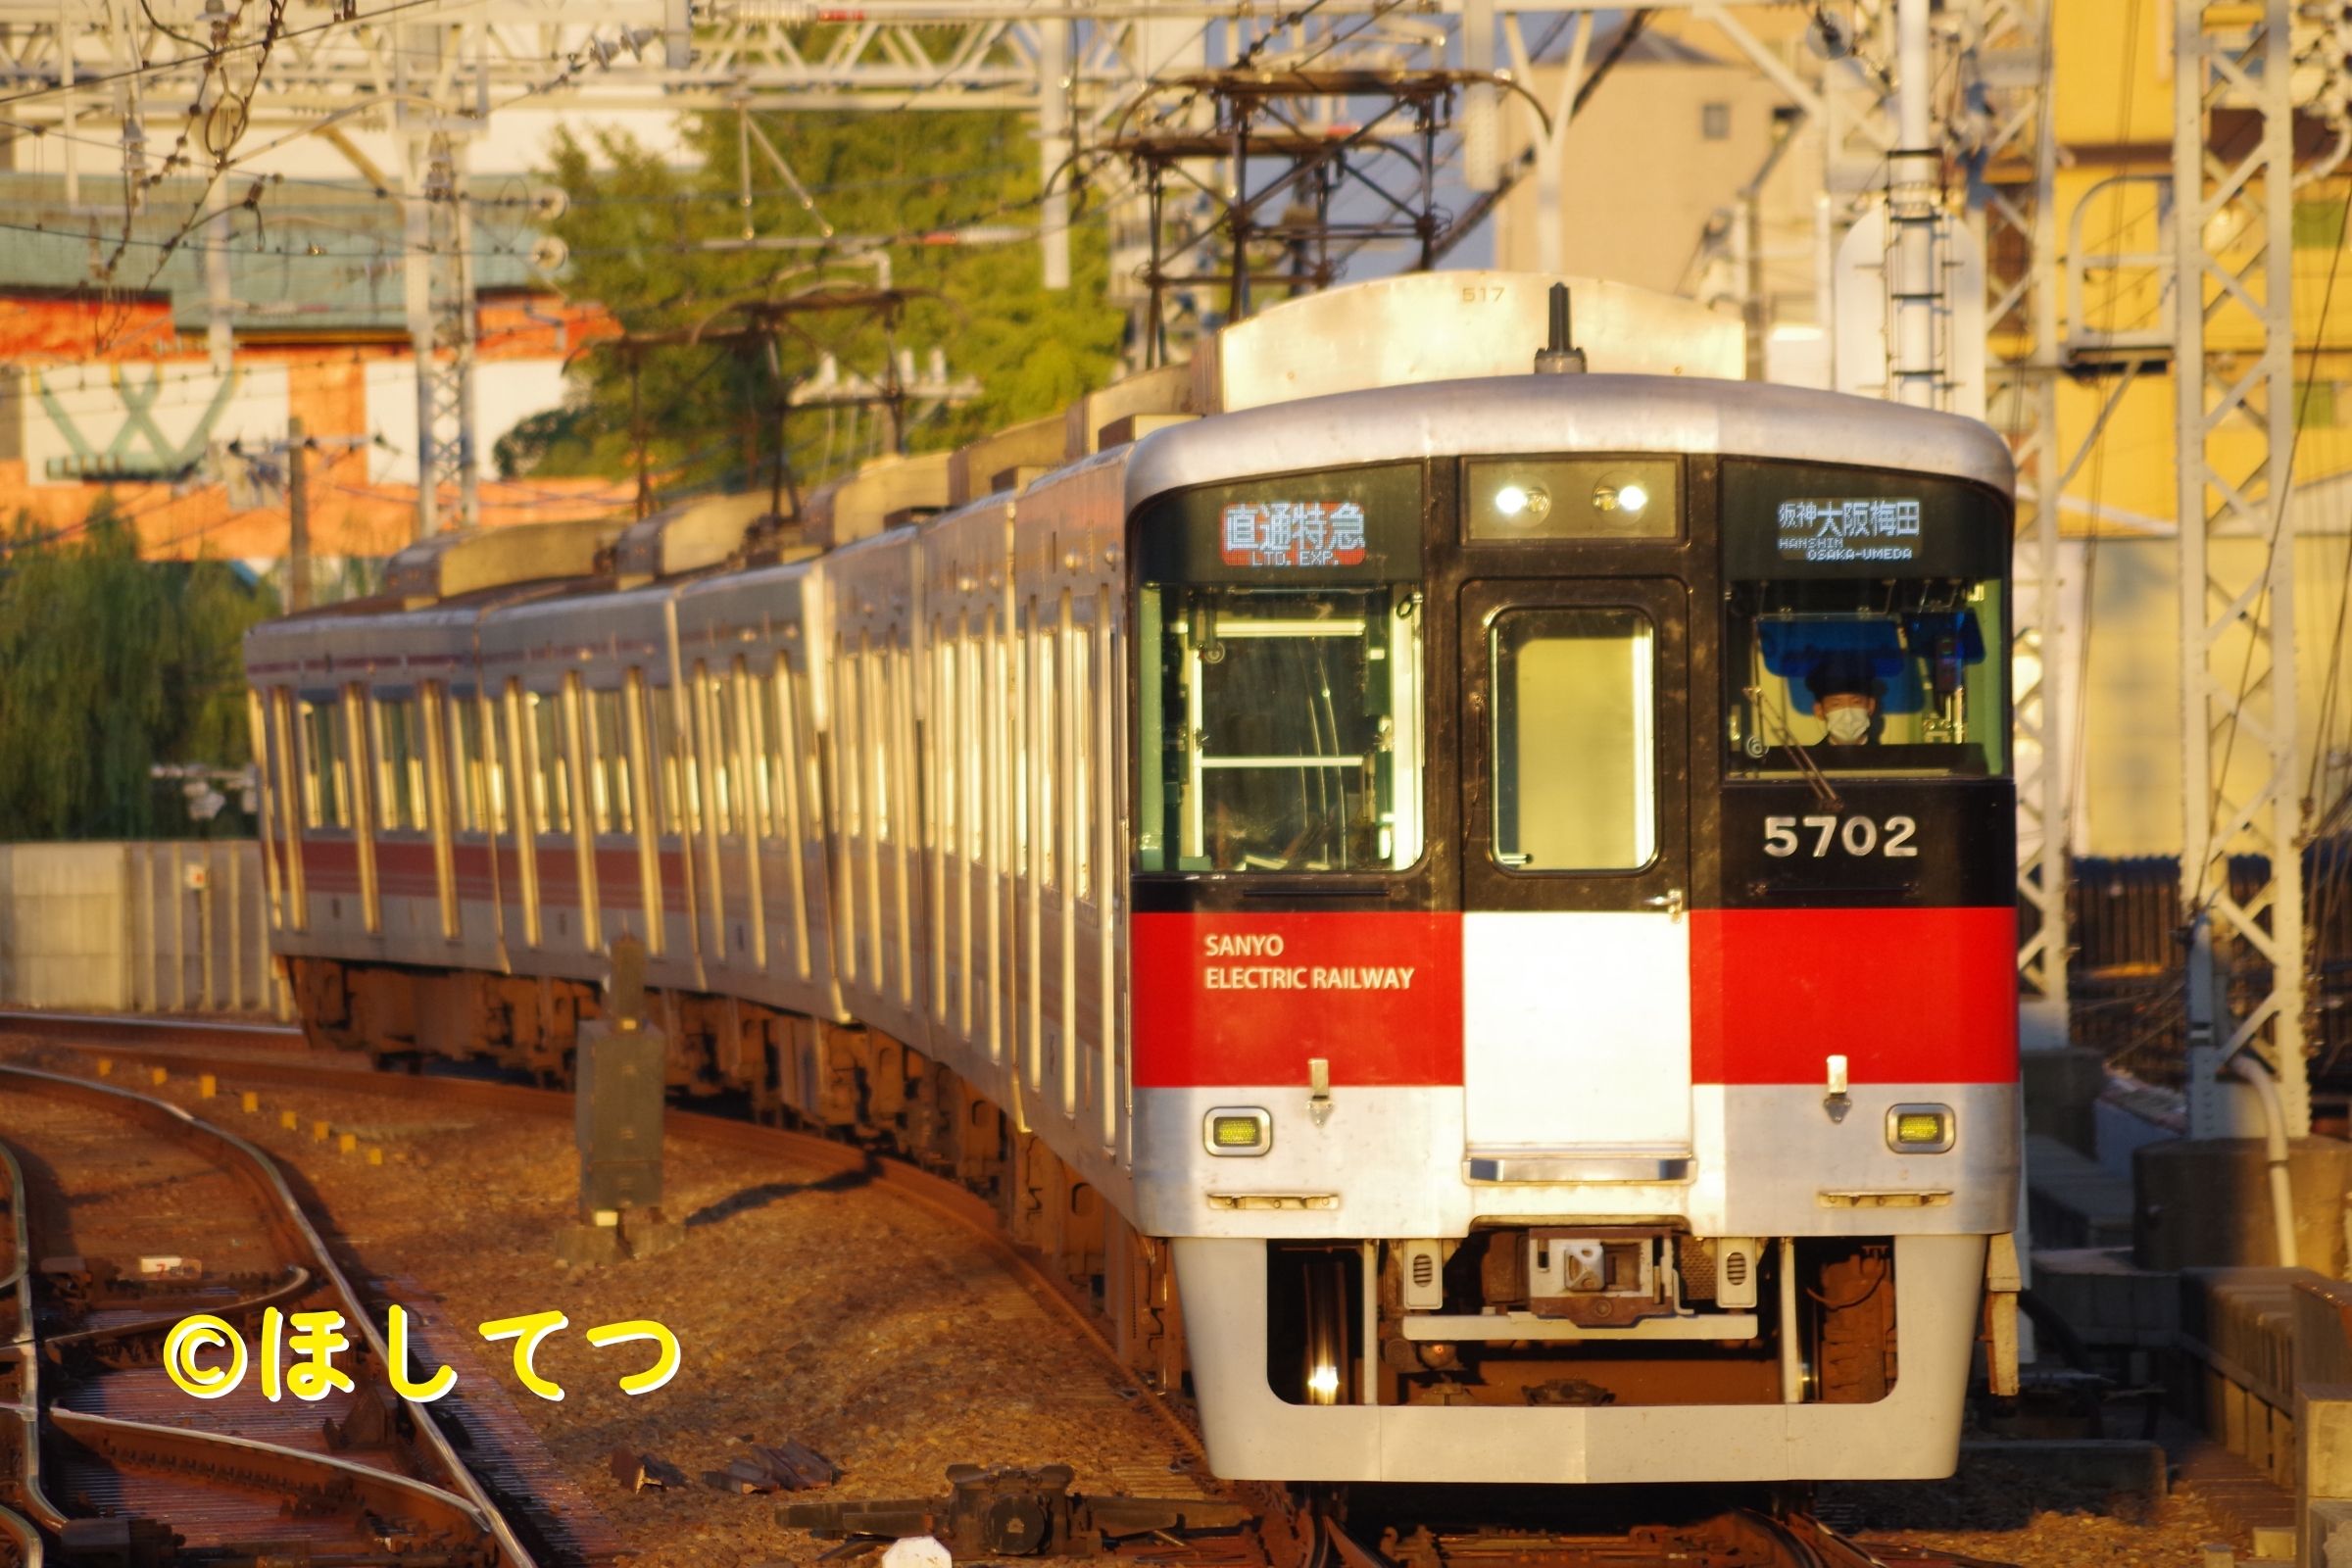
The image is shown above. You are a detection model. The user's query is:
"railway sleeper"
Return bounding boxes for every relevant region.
[277,965,1904,1418]
[279,958,1187,1395]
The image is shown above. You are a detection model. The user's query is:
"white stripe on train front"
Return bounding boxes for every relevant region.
[1462,909,1691,1156]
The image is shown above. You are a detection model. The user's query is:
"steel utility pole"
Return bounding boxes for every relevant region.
[2173,0,2309,1139]
[399,22,480,536]
[287,416,312,612]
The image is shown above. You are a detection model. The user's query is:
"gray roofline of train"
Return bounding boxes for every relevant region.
[1116,373,2018,510]
[249,372,2015,671]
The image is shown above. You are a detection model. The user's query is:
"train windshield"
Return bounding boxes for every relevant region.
[1721,462,2010,776]
[1132,464,1424,874]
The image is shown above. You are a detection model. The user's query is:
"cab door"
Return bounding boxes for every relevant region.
[1459,577,1692,1176]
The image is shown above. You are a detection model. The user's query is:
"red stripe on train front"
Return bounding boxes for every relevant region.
[1133,905,2018,1090]
[1689,906,2018,1085]
[1132,911,1463,1088]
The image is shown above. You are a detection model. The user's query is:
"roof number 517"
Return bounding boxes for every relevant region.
[1763,814,1918,858]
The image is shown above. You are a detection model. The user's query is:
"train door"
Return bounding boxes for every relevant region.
[1458,578,1692,1174]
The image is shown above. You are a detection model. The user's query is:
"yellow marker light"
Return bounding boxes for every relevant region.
[1204,1108,1271,1156]
[1886,1104,1954,1152]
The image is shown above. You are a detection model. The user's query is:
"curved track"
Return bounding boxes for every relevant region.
[0,1059,538,1568]
[0,1011,2002,1568]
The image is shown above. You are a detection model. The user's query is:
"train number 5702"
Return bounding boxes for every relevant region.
[1762,814,1919,858]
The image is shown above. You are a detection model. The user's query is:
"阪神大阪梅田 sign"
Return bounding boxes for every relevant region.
[1220,501,1370,569]
[1776,498,1922,564]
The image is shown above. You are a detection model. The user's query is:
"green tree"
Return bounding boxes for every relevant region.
[513,108,1127,495]
[0,500,276,840]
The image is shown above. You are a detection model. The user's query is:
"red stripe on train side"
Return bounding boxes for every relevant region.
[1689,905,2018,1085]
[1132,911,1464,1088]
[299,836,360,893]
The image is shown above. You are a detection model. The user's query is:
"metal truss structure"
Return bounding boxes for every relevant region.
[2171,0,2308,1136]
[396,24,479,533]
[1960,0,2067,1023]
[1109,69,1460,363]
[8,0,2149,1084]
[0,0,1836,539]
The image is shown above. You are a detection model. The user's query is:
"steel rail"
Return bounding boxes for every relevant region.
[0,1064,541,1568]
[0,1023,1219,1470]
[0,1019,2002,1568]
[0,1010,306,1052]
[0,1134,66,1548]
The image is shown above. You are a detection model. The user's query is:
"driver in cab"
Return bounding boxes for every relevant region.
[1806,659,1879,747]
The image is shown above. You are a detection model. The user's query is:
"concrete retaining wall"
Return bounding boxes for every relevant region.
[0,841,287,1016]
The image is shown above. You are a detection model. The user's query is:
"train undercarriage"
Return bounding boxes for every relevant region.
[283,954,1917,1422]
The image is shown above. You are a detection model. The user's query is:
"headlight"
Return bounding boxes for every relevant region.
[1595,476,1648,514]
[1886,1104,1954,1153]
[1204,1107,1271,1155]
[1493,483,1550,521]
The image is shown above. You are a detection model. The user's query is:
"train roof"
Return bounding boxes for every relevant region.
[1122,373,2017,510]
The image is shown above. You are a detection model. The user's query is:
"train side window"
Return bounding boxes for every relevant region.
[587,686,634,836]
[373,695,426,832]
[701,658,738,832]
[1071,608,1093,901]
[1010,620,1028,867]
[1037,607,1057,889]
[964,625,985,864]
[527,690,572,835]
[863,645,889,846]
[450,694,482,833]
[767,657,801,839]
[937,634,958,861]
[739,660,774,839]
[1490,609,1658,872]
[482,694,513,836]
[299,697,349,829]
[651,684,689,836]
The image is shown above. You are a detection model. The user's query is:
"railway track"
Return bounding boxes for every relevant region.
[0,1012,2008,1568]
[0,1059,540,1568]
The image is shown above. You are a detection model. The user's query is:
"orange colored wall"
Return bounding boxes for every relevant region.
[1,292,632,560]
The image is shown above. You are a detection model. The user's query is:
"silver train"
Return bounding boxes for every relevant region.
[245,271,2022,1487]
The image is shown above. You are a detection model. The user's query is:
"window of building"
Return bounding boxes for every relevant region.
[1701,101,1731,140]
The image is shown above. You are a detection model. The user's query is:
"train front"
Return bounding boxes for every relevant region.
[1123,372,2020,1486]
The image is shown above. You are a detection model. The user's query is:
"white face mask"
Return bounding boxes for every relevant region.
[1825,706,1871,743]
